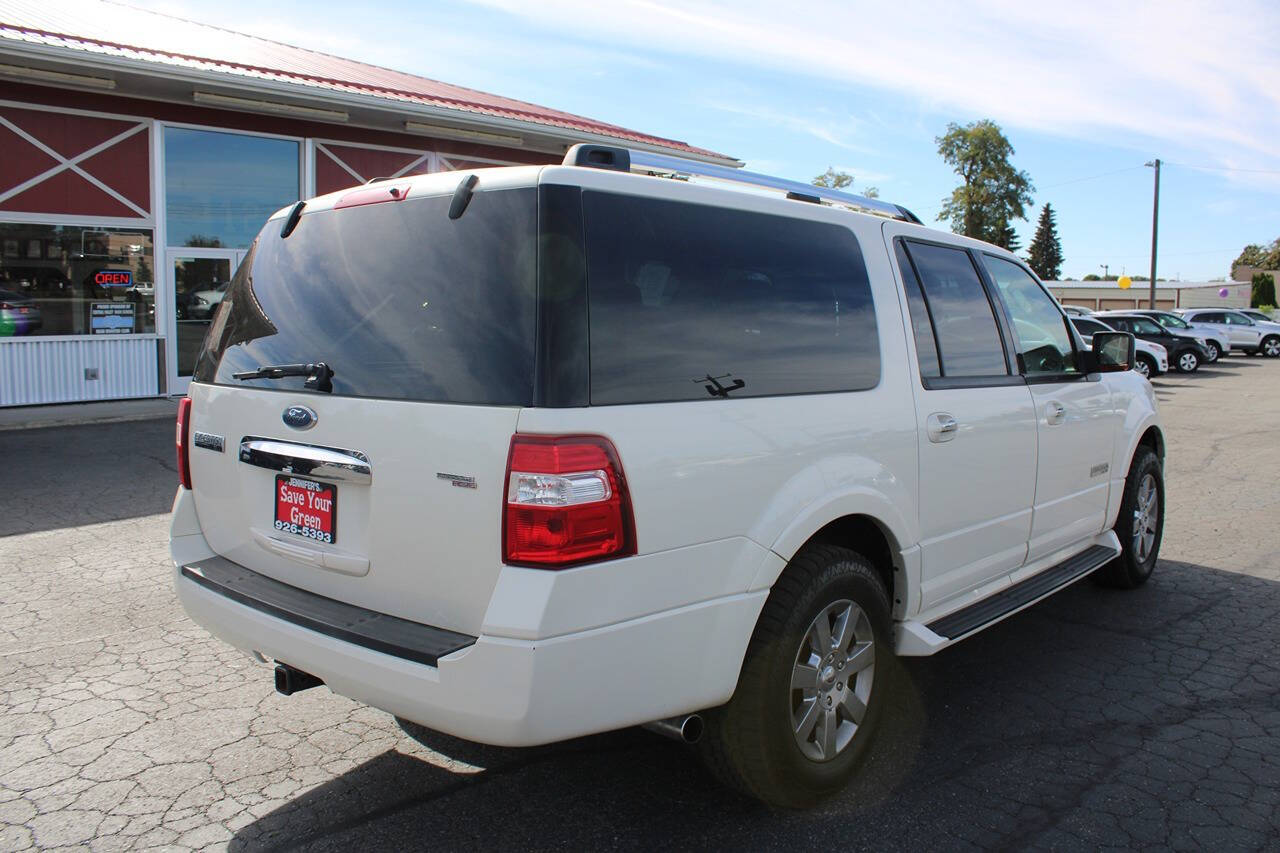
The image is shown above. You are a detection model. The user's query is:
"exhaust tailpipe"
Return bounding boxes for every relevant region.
[274,663,323,696]
[643,713,704,744]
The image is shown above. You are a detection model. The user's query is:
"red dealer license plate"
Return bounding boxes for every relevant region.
[274,475,336,544]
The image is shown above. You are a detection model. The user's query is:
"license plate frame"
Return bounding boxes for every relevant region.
[273,474,337,545]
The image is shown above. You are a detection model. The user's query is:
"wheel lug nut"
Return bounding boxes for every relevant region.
[837,682,843,690]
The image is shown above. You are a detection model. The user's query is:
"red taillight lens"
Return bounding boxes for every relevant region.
[176,397,192,489]
[502,434,635,568]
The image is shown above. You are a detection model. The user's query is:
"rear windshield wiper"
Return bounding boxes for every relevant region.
[233,362,334,392]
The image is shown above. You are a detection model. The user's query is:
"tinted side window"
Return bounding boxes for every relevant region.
[895,241,941,378]
[982,255,1078,376]
[1074,318,1110,336]
[1106,317,1133,332]
[900,242,1008,377]
[582,192,880,404]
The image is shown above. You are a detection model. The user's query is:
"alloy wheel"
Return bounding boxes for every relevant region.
[1132,473,1159,563]
[1264,338,1280,358]
[790,599,875,762]
[1178,352,1198,372]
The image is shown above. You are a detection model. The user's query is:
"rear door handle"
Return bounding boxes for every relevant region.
[1045,402,1067,425]
[926,413,958,443]
[239,437,372,484]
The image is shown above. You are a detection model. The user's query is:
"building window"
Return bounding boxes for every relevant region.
[0,223,154,337]
[164,128,300,250]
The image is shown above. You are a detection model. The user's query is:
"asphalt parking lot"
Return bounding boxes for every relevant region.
[2,357,1279,851]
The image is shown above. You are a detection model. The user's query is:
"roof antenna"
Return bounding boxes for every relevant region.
[448,174,479,219]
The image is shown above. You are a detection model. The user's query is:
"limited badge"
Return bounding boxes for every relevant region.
[192,431,225,452]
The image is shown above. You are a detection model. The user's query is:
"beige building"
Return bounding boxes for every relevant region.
[1046,280,1251,312]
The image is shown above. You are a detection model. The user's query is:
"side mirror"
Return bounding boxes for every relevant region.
[1085,331,1135,373]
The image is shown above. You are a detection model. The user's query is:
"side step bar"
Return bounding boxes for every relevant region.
[926,544,1117,640]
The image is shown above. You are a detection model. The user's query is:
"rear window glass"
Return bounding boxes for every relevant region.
[582,191,879,405]
[195,188,536,405]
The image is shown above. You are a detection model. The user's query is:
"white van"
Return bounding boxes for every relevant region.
[171,145,1164,807]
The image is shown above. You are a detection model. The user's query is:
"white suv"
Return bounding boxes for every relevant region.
[171,145,1165,807]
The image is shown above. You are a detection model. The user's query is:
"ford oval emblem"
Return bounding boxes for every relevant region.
[282,405,317,430]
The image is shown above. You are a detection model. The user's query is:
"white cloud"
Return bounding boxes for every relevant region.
[464,0,1280,170]
[703,102,868,152]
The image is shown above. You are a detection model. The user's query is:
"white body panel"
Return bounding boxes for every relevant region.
[1024,379,1117,561]
[171,161,1164,747]
[186,384,521,636]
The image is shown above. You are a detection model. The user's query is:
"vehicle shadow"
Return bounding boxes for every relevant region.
[0,418,176,537]
[228,559,1280,851]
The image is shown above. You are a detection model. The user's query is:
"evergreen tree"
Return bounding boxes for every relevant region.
[1252,272,1276,308]
[1026,203,1064,280]
[995,219,1020,253]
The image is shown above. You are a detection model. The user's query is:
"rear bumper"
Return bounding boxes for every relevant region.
[175,561,766,746]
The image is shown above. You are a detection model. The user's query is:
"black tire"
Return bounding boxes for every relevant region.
[1203,341,1220,362]
[697,545,894,808]
[1173,348,1200,373]
[1094,446,1163,589]
[1134,354,1155,379]
[1261,335,1280,358]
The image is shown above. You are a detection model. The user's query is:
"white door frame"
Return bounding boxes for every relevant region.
[165,247,247,395]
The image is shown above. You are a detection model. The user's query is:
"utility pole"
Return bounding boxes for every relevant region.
[1145,158,1161,308]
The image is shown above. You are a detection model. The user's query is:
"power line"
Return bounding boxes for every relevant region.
[1039,164,1147,189]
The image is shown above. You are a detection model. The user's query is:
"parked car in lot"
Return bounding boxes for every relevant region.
[171,145,1165,808]
[1071,316,1167,378]
[1237,308,1277,325]
[1094,312,1208,373]
[1127,309,1225,363]
[0,288,42,336]
[188,281,231,320]
[1176,308,1275,357]
[1212,308,1280,357]
[1059,304,1093,316]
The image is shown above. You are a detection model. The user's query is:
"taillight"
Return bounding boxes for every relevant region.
[176,397,192,489]
[503,434,635,568]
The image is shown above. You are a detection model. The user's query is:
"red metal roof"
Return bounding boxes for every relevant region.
[0,0,735,162]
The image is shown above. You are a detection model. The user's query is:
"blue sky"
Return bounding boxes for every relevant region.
[141,0,1280,280]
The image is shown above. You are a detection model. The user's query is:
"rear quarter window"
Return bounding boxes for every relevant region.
[581,191,880,404]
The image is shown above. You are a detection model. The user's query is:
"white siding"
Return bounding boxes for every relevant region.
[0,338,159,406]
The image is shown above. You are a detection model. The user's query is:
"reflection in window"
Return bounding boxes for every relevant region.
[901,242,1008,377]
[582,192,880,404]
[982,255,1077,376]
[164,128,299,250]
[0,224,155,337]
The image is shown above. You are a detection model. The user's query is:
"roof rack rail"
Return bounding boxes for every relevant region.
[562,144,921,223]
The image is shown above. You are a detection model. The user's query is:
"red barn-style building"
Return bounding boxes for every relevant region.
[0,0,737,406]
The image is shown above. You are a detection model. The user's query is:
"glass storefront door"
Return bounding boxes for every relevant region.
[168,249,245,393]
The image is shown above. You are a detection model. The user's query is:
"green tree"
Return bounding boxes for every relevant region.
[1025,203,1063,280]
[1252,272,1276,308]
[1233,239,1280,275]
[998,222,1021,254]
[863,186,880,199]
[1082,274,1102,281]
[936,120,1034,250]
[812,168,853,189]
